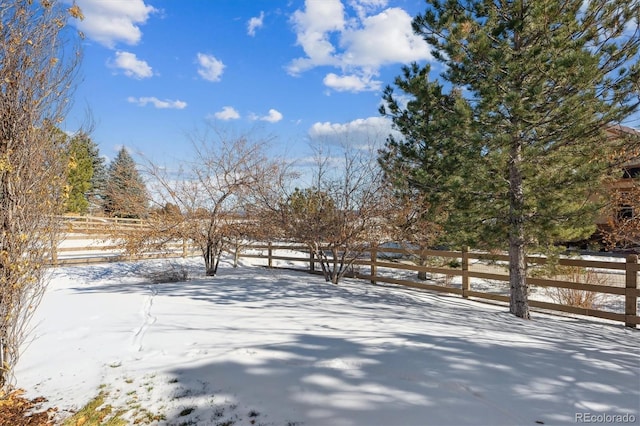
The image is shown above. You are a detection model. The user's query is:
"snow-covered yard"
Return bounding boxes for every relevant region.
[16,256,640,426]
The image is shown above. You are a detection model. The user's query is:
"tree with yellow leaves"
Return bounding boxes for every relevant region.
[0,0,82,389]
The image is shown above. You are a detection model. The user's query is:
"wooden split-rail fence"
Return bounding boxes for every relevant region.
[238,242,639,329]
[50,216,639,328]
[49,215,197,265]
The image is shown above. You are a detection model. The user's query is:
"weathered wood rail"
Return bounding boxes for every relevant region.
[48,215,197,265]
[239,243,639,328]
[49,216,639,328]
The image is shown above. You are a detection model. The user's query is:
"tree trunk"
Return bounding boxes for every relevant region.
[417,255,428,281]
[509,233,529,318]
[0,327,7,388]
[203,243,216,276]
[509,140,530,319]
[331,247,339,284]
[212,244,223,276]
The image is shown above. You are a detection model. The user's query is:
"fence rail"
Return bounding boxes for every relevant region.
[238,242,639,328]
[50,216,639,328]
[57,215,149,234]
[49,216,195,265]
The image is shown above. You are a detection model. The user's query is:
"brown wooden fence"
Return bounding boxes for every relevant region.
[239,243,640,329]
[49,215,196,265]
[50,216,639,328]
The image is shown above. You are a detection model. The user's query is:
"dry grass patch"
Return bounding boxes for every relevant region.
[542,266,607,309]
[61,391,127,426]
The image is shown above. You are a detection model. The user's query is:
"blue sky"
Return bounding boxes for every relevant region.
[64,0,432,166]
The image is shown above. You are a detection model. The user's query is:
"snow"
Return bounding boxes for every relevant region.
[15,255,640,426]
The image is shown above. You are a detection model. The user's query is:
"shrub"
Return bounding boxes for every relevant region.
[145,264,189,284]
[542,266,606,310]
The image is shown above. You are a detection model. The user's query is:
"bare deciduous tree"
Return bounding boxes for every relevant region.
[0,0,82,389]
[602,182,640,250]
[600,127,640,250]
[382,189,444,280]
[280,140,386,284]
[225,217,270,268]
[140,127,288,276]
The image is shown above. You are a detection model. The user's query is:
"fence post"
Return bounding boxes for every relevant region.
[462,246,469,299]
[625,254,638,328]
[268,242,273,269]
[182,238,187,258]
[51,234,58,267]
[309,249,315,272]
[370,244,377,285]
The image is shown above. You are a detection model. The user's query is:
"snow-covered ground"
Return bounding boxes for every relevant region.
[16,255,640,426]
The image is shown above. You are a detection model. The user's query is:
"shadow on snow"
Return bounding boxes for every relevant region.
[59,258,639,426]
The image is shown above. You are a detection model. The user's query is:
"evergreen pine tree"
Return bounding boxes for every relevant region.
[379,63,475,247]
[383,0,640,318]
[86,135,107,214]
[104,148,149,218]
[65,133,94,214]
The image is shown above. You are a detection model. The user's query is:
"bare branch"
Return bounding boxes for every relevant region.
[0,0,82,389]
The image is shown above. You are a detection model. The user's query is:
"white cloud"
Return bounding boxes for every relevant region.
[288,1,431,93]
[323,72,380,92]
[349,0,389,20]
[340,8,431,68]
[214,106,240,120]
[127,97,187,109]
[72,0,157,48]
[310,116,390,137]
[252,109,283,123]
[308,116,399,149]
[262,109,284,123]
[196,53,225,82]
[288,0,345,74]
[247,11,265,36]
[110,51,153,79]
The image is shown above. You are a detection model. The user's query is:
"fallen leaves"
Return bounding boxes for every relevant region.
[0,388,56,426]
